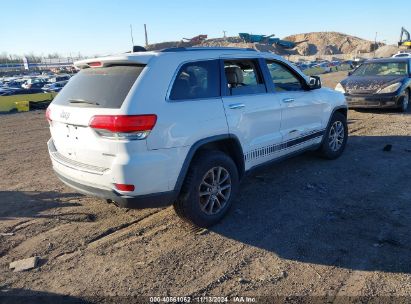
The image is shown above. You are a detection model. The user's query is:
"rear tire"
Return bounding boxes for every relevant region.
[173,151,239,228]
[317,111,348,159]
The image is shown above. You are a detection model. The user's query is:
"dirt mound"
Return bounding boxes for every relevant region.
[284,32,383,56]
[146,32,387,57]
[199,39,253,49]
[294,42,318,56]
[319,44,341,55]
[146,41,194,51]
[374,45,401,58]
[201,39,291,55]
[146,37,245,51]
[147,37,292,55]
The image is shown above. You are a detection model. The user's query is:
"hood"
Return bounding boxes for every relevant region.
[341,75,407,94]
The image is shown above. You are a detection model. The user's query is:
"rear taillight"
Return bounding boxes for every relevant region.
[88,61,103,67]
[89,115,157,140]
[114,183,135,192]
[46,107,52,123]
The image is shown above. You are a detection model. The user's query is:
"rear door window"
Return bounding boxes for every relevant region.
[169,60,220,100]
[223,59,266,96]
[52,65,145,108]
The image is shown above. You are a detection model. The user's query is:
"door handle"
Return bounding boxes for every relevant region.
[228,103,245,109]
[282,98,295,103]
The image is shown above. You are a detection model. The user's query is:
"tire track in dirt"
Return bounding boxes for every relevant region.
[85,208,167,248]
[188,256,255,296]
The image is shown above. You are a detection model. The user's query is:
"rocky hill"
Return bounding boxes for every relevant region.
[147,32,396,57]
[284,32,384,56]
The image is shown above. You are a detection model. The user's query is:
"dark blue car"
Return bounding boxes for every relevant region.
[336,58,411,112]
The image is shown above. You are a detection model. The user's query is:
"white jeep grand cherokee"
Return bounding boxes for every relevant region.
[47,47,347,227]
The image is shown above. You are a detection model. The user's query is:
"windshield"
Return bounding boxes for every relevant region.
[352,62,408,76]
[52,65,145,108]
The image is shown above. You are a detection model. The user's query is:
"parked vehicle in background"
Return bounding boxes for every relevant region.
[295,62,309,70]
[0,87,18,96]
[4,79,26,88]
[42,81,68,92]
[352,59,366,68]
[46,47,348,227]
[21,78,48,89]
[313,62,331,73]
[335,58,411,112]
[331,61,342,67]
[23,82,48,89]
[0,88,44,96]
[342,60,355,69]
[392,52,411,58]
[48,74,71,83]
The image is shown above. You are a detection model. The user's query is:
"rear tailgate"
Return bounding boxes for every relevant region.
[49,105,123,171]
[48,65,145,170]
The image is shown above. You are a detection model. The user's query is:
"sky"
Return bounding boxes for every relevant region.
[1,0,410,57]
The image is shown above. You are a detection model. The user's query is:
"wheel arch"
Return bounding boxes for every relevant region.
[327,105,348,127]
[320,105,348,144]
[334,106,348,119]
[174,134,245,193]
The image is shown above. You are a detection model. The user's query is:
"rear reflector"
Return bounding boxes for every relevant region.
[114,183,135,192]
[46,107,52,122]
[89,115,157,133]
[88,61,103,67]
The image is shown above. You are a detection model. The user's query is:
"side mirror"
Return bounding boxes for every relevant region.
[348,71,353,76]
[308,76,321,90]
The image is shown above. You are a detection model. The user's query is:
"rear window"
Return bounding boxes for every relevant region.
[52,65,144,108]
[169,60,220,100]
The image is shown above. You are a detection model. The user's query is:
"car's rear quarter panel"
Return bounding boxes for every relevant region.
[124,54,229,188]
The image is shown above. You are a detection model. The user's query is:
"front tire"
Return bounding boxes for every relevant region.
[317,111,348,159]
[399,90,409,113]
[173,151,239,228]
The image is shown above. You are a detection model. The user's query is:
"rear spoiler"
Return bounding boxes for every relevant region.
[74,54,155,69]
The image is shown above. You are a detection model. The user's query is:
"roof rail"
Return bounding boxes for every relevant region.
[159,47,257,53]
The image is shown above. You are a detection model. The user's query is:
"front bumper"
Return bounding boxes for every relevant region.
[346,93,403,109]
[55,170,176,209]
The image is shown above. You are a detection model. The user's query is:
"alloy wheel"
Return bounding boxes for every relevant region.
[198,166,232,215]
[328,121,345,152]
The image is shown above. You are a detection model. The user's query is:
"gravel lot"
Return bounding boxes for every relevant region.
[1,71,411,302]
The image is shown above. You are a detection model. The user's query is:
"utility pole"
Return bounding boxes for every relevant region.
[130,24,135,50]
[374,32,377,58]
[144,24,148,47]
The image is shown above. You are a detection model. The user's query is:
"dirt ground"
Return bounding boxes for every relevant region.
[1,71,411,303]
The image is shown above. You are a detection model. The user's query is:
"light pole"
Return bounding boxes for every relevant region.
[130,24,135,50]
[374,32,377,58]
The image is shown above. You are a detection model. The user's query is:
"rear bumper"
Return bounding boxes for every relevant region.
[47,138,180,209]
[346,93,403,109]
[55,170,176,209]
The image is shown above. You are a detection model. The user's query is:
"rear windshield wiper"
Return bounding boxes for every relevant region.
[69,98,100,106]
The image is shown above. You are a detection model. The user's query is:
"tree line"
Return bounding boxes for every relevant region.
[0,52,87,64]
